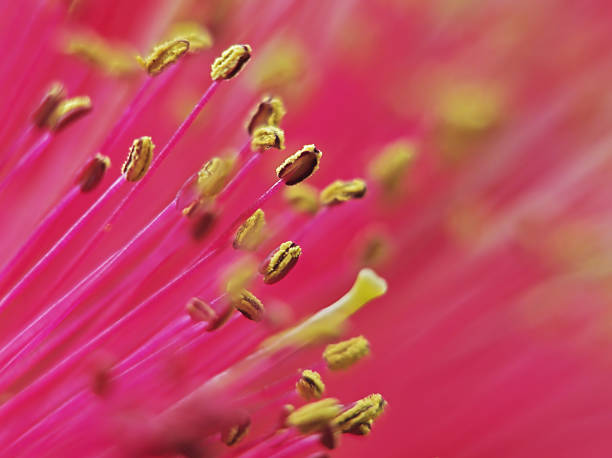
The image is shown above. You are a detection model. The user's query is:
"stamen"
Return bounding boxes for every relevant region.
[31,82,66,128]
[251,125,285,151]
[296,369,325,400]
[276,145,322,185]
[166,21,213,53]
[323,336,370,370]
[368,140,416,193]
[65,34,137,76]
[286,398,342,433]
[196,156,234,198]
[75,154,111,193]
[210,44,252,80]
[320,424,340,450]
[186,297,217,323]
[247,95,286,134]
[283,183,320,214]
[221,415,251,446]
[320,179,367,206]
[121,136,155,182]
[259,241,301,284]
[333,393,387,435]
[47,96,92,132]
[231,289,265,322]
[136,39,190,76]
[233,209,267,251]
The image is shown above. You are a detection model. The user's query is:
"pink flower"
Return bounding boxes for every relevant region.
[1,0,612,456]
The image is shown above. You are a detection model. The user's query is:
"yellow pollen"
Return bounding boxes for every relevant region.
[32,82,66,128]
[259,241,301,284]
[247,95,286,134]
[296,369,325,400]
[320,179,367,206]
[368,140,416,193]
[251,125,285,151]
[76,154,111,193]
[323,336,370,370]
[196,156,234,198]
[333,393,387,435]
[136,39,190,76]
[48,96,92,132]
[122,136,155,182]
[283,183,320,215]
[166,21,213,53]
[210,44,252,80]
[65,34,137,76]
[232,289,265,322]
[276,144,322,186]
[286,398,342,433]
[233,209,267,251]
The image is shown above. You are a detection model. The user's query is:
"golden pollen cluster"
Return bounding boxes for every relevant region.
[296,369,326,400]
[210,44,252,80]
[196,156,234,198]
[323,335,370,370]
[233,209,267,251]
[231,289,265,322]
[122,136,155,182]
[136,39,190,76]
[251,125,285,151]
[283,183,320,215]
[333,393,387,435]
[48,96,93,132]
[276,144,322,186]
[286,398,342,433]
[259,241,301,284]
[247,95,286,134]
[320,179,367,206]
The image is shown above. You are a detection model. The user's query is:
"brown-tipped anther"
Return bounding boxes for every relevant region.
[247,95,286,134]
[276,145,322,186]
[231,289,264,322]
[320,424,340,450]
[286,398,342,433]
[76,154,111,193]
[210,44,252,80]
[320,179,367,206]
[283,184,320,214]
[368,140,416,193]
[323,336,370,370]
[167,21,213,53]
[122,136,155,182]
[186,297,217,323]
[233,209,266,251]
[333,393,387,435]
[259,241,301,284]
[136,39,190,76]
[32,82,66,128]
[48,96,92,132]
[197,157,234,198]
[296,369,325,401]
[221,416,251,446]
[206,304,234,332]
[251,125,285,151]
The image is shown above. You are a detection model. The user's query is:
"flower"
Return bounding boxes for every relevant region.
[0,0,611,457]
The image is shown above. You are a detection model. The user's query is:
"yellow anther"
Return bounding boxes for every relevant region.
[247,95,286,134]
[438,83,502,133]
[210,44,252,80]
[286,398,342,433]
[122,136,155,182]
[283,183,320,215]
[231,289,264,322]
[196,157,234,198]
[251,125,285,151]
[333,393,387,435]
[259,241,301,284]
[296,369,325,400]
[167,21,212,53]
[221,416,251,446]
[368,140,416,193]
[136,39,190,76]
[233,209,266,251]
[47,96,92,132]
[32,82,66,128]
[323,336,370,371]
[65,34,137,76]
[320,179,367,206]
[186,297,217,323]
[276,145,322,186]
[76,154,111,193]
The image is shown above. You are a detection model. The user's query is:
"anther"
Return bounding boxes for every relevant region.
[231,289,264,322]
[320,179,367,206]
[251,125,285,151]
[296,369,325,400]
[136,39,190,76]
[368,140,416,193]
[206,304,234,332]
[333,393,387,435]
[76,154,111,193]
[65,34,136,76]
[31,82,66,128]
[283,183,320,214]
[167,21,213,53]
[323,336,370,370]
[196,157,234,198]
[210,44,252,80]
[286,398,342,433]
[221,416,251,446]
[48,96,92,132]
[233,209,266,251]
[186,297,217,323]
[122,136,155,182]
[276,145,322,186]
[246,95,286,134]
[259,241,301,284]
